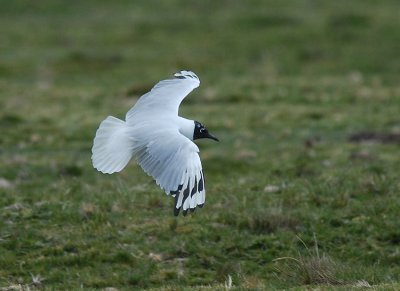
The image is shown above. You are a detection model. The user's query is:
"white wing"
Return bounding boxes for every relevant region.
[126,71,200,122]
[134,129,205,216]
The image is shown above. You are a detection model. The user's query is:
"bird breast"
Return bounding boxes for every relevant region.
[177,117,195,141]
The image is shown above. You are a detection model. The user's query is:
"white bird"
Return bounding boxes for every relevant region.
[91,71,219,216]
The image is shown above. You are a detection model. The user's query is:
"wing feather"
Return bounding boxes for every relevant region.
[135,130,205,215]
[126,71,200,122]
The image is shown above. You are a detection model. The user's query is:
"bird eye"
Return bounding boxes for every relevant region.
[200,128,205,133]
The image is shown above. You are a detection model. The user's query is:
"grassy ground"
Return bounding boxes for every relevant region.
[1,0,400,289]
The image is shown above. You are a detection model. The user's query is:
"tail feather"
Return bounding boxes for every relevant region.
[92,116,134,174]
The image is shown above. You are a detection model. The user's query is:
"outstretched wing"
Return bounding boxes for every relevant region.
[134,130,205,216]
[126,71,200,122]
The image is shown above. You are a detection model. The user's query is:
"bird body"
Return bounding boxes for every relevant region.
[91,71,218,215]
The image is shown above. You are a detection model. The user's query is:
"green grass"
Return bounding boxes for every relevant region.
[1,0,400,289]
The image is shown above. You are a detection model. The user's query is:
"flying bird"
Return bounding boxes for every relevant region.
[91,71,218,216]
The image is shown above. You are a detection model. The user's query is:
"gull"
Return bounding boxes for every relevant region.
[91,71,219,216]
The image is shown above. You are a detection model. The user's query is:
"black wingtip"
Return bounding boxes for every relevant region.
[174,194,180,216]
[173,205,202,216]
[174,70,199,80]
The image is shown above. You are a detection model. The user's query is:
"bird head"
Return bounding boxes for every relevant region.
[193,121,219,141]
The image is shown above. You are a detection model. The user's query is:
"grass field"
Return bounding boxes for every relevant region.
[1,0,400,290]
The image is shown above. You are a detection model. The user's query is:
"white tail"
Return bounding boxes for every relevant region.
[91,116,134,174]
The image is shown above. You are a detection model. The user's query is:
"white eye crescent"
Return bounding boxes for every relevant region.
[200,128,205,133]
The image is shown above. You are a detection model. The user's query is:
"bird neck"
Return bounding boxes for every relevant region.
[177,117,195,141]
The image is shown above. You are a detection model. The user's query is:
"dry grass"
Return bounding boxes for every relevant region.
[274,235,342,286]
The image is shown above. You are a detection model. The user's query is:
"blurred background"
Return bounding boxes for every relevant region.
[1,0,400,289]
